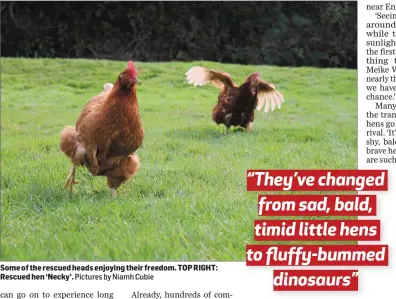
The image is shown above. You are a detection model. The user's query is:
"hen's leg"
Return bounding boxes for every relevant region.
[241,112,255,133]
[64,164,79,195]
[86,145,99,175]
[224,113,232,135]
[97,139,111,163]
[246,122,253,132]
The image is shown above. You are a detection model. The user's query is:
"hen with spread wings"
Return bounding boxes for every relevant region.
[185,66,284,133]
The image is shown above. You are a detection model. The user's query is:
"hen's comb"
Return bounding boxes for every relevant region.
[128,60,137,77]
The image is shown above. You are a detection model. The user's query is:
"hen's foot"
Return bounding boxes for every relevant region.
[64,165,78,196]
[111,188,117,198]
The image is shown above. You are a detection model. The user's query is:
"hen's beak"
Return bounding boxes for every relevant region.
[128,78,138,87]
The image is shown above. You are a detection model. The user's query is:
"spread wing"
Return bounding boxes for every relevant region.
[256,79,284,113]
[185,66,238,90]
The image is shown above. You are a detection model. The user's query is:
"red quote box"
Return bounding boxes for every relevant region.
[273,270,359,291]
[246,244,389,266]
[246,169,388,191]
[253,219,380,241]
[257,194,376,216]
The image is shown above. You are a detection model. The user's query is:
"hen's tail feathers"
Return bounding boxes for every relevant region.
[103,83,114,92]
[106,154,140,190]
[60,126,86,166]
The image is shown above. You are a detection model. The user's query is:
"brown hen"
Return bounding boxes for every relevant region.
[185,66,284,134]
[60,61,144,197]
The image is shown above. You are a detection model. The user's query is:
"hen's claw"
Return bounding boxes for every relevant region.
[64,165,77,196]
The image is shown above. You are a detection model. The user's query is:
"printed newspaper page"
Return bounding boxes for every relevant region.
[1,0,395,298]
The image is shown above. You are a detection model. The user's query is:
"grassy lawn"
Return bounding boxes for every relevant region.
[1,58,357,261]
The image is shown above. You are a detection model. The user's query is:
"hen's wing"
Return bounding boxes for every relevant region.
[255,79,284,113]
[75,85,112,129]
[185,66,238,90]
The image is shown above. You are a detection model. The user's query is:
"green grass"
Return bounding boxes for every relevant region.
[1,58,357,261]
